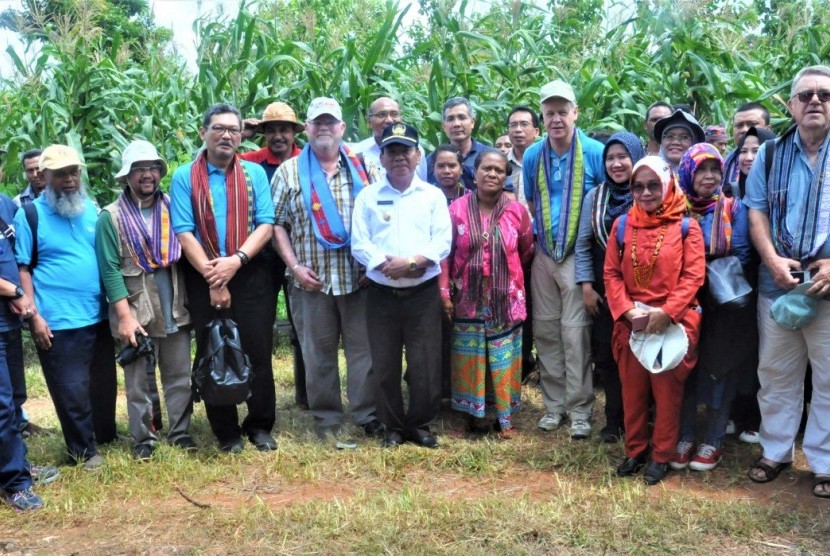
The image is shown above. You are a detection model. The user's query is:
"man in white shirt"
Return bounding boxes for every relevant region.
[351,97,426,179]
[351,122,452,449]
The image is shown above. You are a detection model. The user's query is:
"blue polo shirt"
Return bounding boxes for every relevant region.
[424,138,490,190]
[13,196,105,331]
[170,158,275,257]
[0,194,22,332]
[744,131,830,299]
[523,129,605,254]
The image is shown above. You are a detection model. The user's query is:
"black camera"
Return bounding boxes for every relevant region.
[116,333,155,367]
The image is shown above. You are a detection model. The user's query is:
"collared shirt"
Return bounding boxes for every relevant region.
[422,138,490,190]
[744,130,830,298]
[13,185,38,207]
[239,144,302,186]
[273,150,380,296]
[351,175,451,288]
[13,196,105,331]
[507,146,527,206]
[350,136,427,181]
[0,194,21,332]
[170,158,275,257]
[523,129,605,254]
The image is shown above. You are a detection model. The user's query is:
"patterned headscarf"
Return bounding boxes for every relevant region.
[678,143,724,214]
[678,143,736,257]
[704,125,728,144]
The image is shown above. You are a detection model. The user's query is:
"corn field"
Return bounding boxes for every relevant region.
[1,0,828,203]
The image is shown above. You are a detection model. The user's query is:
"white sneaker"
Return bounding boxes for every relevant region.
[569,419,592,439]
[537,412,566,431]
[739,430,760,444]
[725,420,736,435]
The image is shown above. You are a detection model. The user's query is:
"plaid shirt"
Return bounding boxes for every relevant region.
[273,151,379,296]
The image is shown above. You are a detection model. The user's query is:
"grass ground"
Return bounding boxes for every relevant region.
[1,335,828,555]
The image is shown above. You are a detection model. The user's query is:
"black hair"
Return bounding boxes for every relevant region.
[507,105,540,128]
[202,103,242,129]
[473,148,512,176]
[734,102,771,125]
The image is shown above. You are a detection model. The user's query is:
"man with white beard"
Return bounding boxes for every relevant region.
[13,144,115,470]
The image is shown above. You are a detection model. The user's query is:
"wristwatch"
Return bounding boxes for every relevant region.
[235,250,250,265]
[408,257,418,271]
[11,286,23,299]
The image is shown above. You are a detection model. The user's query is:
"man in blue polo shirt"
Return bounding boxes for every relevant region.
[422,97,489,189]
[171,103,278,453]
[14,144,116,469]
[523,79,605,440]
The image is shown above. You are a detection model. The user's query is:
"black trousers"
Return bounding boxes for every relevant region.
[367,279,442,433]
[184,256,278,444]
[37,321,116,460]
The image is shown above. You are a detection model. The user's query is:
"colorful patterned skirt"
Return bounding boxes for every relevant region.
[450,317,523,430]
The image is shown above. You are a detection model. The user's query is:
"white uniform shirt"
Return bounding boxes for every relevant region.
[351,175,451,288]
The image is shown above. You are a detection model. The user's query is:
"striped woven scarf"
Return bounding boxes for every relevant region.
[463,193,511,327]
[533,131,585,262]
[768,126,830,260]
[116,190,181,272]
[190,150,253,259]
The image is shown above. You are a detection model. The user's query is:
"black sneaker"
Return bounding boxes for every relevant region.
[133,444,154,461]
[172,436,198,452]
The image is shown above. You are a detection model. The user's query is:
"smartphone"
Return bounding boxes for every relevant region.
[632,314,649,333]
[791,270,810,284]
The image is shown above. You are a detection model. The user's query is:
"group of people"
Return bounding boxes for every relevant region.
[2,63,830,512]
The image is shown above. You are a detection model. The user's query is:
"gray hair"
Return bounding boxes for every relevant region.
[790,65,830,99]
[442,97,475,120]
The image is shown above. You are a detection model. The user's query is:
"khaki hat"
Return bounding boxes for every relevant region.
[115,140,168,183]
[257,102,304,133]
[540,79,576,104]
[39,144,85,171]
[307,97,343,122]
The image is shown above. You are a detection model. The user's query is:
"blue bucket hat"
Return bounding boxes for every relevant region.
[770,282,818,330]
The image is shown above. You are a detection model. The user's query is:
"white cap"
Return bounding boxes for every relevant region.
[306,97,343,122]
[540,79,576,104]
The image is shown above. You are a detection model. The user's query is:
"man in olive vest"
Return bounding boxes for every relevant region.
[95,140,194,460]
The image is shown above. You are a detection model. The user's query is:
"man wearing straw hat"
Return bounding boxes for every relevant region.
[240,101,304,184]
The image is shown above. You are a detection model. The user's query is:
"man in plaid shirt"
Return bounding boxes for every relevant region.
[272,97,383,440]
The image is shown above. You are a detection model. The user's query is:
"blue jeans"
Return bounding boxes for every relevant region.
[0,327,32,492]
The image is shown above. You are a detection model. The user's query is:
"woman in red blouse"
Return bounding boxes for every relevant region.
[604,156,706,485]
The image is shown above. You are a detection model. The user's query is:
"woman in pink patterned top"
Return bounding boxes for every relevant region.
[439,150,534,438]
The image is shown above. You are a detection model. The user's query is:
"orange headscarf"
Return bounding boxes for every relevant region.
[628,156,687,228]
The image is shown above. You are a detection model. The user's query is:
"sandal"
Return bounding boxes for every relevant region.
[747,457,791,483]
[813,474,830,499]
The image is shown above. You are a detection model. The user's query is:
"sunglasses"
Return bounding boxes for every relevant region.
[794,90,830,103]
[631,182,662,195]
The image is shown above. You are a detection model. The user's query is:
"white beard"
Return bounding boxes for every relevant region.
[43,184,88,218]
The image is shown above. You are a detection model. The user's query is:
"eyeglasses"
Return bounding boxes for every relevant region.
[663,133,692,144]
[631,182,662,195]
[209,125,242,136]
[508,121,533,129]
[794,90,830,103]
[130,164,163,175]
[370,111,400,120]
[51,167,81,179]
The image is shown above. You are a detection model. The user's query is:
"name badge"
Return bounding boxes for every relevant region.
[377,200,393,206]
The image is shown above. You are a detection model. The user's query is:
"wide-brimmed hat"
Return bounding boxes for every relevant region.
[256,102,304,133]
[39,144,86,171]
[627,302,688,373]
[114,140,168,183]
[770,281,819,330]
[654,110,705,145]
[629,323,689,374]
